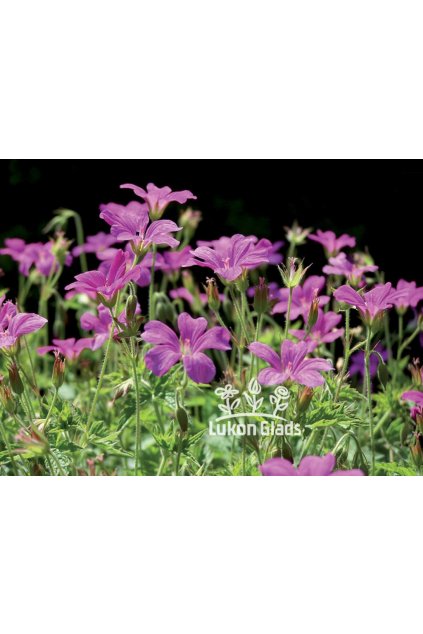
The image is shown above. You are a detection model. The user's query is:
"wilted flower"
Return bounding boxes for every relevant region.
[290,310,344,351]
[260,453,364,476]
[141,312,231,384]
[309,230,356,257]
[272,276,330,319]
[65,250,142,305]
[323,252,378,286]
[334,283,393,327]
[189,234,270,282]
[249,340,333,387]
[120,182,197,220]
[278,257,310,289]
[52,352,66,388]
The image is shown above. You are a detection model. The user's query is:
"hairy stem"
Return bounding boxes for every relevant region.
[365,327,375,474]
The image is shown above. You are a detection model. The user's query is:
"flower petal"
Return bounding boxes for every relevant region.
[183,352,216,383]
[144,346,181,377]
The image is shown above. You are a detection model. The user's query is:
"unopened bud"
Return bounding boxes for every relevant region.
[297,386,313,414]
[410,435,423,467]
[307,291,319,329]
[179,208,202,232]
[176,406,189,433]
[155,292,176,323]
[0,384,16,414]
[410,359,422,386]
[377,362,390,388]
[126,294,138,324]
[52,352,65,388]
[8,362,24,395]
[205,277,221,312]
[254,278,270,315]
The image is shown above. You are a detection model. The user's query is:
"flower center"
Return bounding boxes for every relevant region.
[181,337,192,355]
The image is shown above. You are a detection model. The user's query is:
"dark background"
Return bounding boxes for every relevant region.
[1,160,421,284]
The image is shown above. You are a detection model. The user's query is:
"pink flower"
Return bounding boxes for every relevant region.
[350,343,387,380]
[334,283,393,325]
[0,239,71,277]
[120,183,196,220]
[38,337,93,360]
[402,391,423,421]
[155,246,194,274]
[0,238,30,275]
[80,304,141,350]
[0,310,47,350]
[141,313,231,383]
[323,252,378,286]
[389,280,423,312]
[290,310,344,351]
[272,276,330,319]
[170,287,225,307]
[65,250,142,304]
[309,230,356,256]
[189,234,270,282]
[260,453,364,476]
[249,340,333,387]
[72,232,117,260]
[100,201,181,254]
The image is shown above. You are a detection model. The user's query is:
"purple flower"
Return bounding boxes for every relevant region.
[100,201,181,254]
[155,246,194,274]
[189,234,271,282]
[272,276,330,319]
[0,239,71,277]
[349,343,387,379]
[65,250,142,304]
[389,280,423,312]
[80,303,141,350]
[38,337,93,360]
[309,230,356,256]
[334,283,393,325]
[0,238,30,275]
[72,232,117,260]
[141,312,231,383]
[401,391,423,421]
[249,340,333,387]
[120,182,196,220]
[323,252,378,286]
[260,453,364,476]
[0,310,47,350]
[290,310,344,351]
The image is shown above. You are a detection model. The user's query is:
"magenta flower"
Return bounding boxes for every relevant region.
[0,239,71,277]
[389,280,423,312]
[141,313,231,383]
[0,310,47,350]
[120,182,196,219]
[0,296,17,328]
[249,340,333,387]
[65,250,142,304]
[323,252,378,286]
[100,201,181,253]
[260,453,364,476]
[170,287,225,307]
[334,283,393,325]
[80,303,141,350]
[72,232,117,260]
[309,230,356,256]
[402,391,423,421]
[155,246,194,274]
[38,337,93,360]
[189,234,270,282]
[272,276,330,319]
[0,238,30,275]
[290,310,344,351]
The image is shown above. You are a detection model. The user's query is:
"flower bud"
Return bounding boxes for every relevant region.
[204,277,221,312]
[176,406,189,433]
[0,384,16,414]
[377,362,390,389]
[254,278,270,315]
[8,362,24,395]
[178,208,202,232]
[155,292,176,323]
[125,294,138,324]
[410,435,423,467]
[297,386,313,414]
[409,359,422,386]
[307,291,319,329]
[278,257,310,289]
[52,352,65,389]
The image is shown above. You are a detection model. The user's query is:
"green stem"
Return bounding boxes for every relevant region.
[334,309,350,402]
[131,344,142,475]
[44,388,58,429]
[148,245,157,322]
[284,287,293,339]
[398,325,421,359]
[73,212,88,273]
[84,322,115,443]
[0,425,19,476]
[365,327,375,474]
[229,287,249,344]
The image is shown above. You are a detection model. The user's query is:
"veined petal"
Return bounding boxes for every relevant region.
[249,342,281,370]
[298,454,336,476]
[145,346,181,377]
[141,321,180,350]
[183,352,216,384]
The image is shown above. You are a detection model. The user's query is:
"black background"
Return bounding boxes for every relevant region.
[1,159,421,284]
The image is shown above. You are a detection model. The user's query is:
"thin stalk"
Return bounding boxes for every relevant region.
[148,245,157,321]
[44,388,58,429]
[364,326,375,474]
[334,309,350,402]
[73,212,88,273]
[0,426,19,476]
[284,287,293,339]
[131,343,142,475]
[84,323,115,443]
